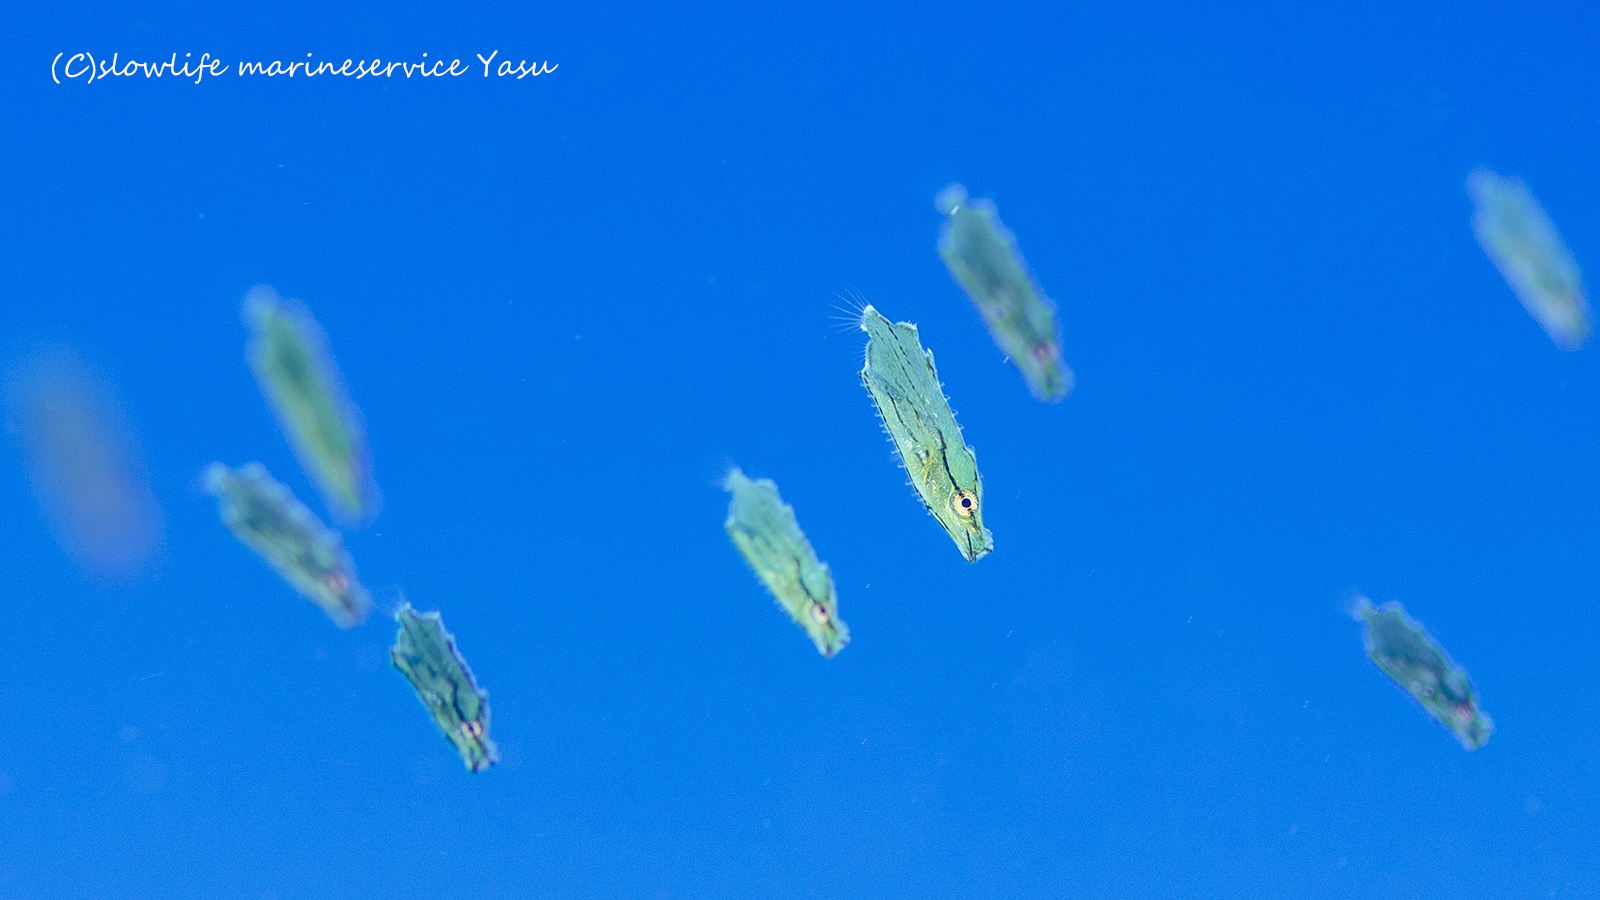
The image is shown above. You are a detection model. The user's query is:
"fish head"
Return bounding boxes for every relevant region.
[926,442,993,562]
[799,564,850,658]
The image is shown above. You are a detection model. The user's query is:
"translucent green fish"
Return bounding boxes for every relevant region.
[1354,596,1493,751]
[245,285,380,526]
[1468,168,1591,350]
[391,603,499,772]
[936,184,1072,402]
[722,467,849,658]
[204,462,372,628]
[859,304,993,562]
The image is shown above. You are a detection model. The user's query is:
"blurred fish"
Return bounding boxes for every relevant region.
[245,285,380,526]
[5,347,162,578]
[937,184,1073,402]
[1354,596,1493,751]
[723,466,849,658]
[205,461,371,628]
[1468,168,1591,350]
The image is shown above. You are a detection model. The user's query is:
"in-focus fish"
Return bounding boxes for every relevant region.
[391,603,499,772]
[859,304,992,562]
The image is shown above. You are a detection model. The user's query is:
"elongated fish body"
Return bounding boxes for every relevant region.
[936,184,1072,402]
[859,305,993,562]
[205,461,371,628]
[245,286,380,526]
[1354,596,1493,751]
[723,467,849,657]
[391,603,499,772]
[1468,169,1591,350]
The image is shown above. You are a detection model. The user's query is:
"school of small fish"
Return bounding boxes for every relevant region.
[11,166,1590,768]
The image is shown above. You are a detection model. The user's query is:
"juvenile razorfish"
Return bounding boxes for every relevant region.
[245,285,380,526]
[390,603,499,772]
[722,467,849,658]
[936,184,1072,402]
[1353,596,1493,751]
[1467,168,1591,350]
[858,305,993,562]
[204,462,372,628]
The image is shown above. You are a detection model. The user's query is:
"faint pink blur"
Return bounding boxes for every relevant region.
[6,348,163,578]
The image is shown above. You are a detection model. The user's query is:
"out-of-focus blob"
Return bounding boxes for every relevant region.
[723,466,849,658]
[936,184,1072,402]
[1354,596,1493,751]
[1467,168,1591,350]
[5,348,162,577]
[204,461,371,628]
[859,304,993,563]
[391,603,499,772]
[244,285,380,526]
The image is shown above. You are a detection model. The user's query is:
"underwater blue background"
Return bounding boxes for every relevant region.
[3,2,1599,898]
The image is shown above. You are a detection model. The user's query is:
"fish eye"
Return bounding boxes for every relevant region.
[463,720,483,739]
[323,570,349,594]
[809,603,831,624]
[950,490,978,517]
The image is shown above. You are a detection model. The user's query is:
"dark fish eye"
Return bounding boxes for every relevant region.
[951,490,977,516]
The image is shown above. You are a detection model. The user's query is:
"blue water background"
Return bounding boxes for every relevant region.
[3,2,1599,898]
